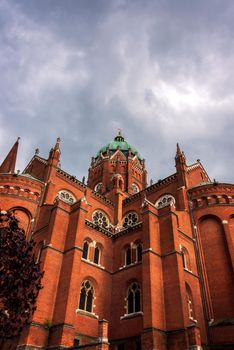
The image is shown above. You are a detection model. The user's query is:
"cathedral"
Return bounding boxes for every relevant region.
[0,132,233,350]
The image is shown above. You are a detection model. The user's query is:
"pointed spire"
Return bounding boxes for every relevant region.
[48,137,61,168]
[176,142,182,157]
[54,137,61,151]
[0,137,20,174]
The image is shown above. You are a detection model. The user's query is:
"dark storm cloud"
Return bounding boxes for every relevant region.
[0,0,234,183]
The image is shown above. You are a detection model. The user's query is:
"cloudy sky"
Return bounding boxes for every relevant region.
[1,0,234,184]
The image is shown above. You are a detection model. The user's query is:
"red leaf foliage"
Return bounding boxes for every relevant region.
[0,210,43,339]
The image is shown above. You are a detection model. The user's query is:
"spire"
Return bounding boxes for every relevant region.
[48,137,61,166]
[0,137,20,174]
[175,142,187,188]
[176,142,182,157]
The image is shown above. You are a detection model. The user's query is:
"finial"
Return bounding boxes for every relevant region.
[35,148,39,155]
[17,137,20,142]
[114,129,124,142]
[54,137,61,151]
[118,128,122,136]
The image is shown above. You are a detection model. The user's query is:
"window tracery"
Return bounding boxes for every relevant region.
[122,212,138,228]
[78,280,94,313]
[155,194,175,209]
[127,282,141,314]
[92,210,109,229]
[58,190,76,204]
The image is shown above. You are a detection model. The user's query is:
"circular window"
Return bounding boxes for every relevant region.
[155,194,175,209]
[92,210,109,229]
[123,212,138,228]
[58,190,76,204]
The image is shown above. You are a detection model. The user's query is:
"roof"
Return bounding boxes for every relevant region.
[96,132,142,160]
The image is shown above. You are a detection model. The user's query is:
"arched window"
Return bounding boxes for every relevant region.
[186,284,196,321]
[82,241,90,260]
[127,282,141,314]
[122,212,138,228]
[136,243,142,262]
[132,183,139,194]
[94,246,101,265]
[181,246,191,271]
[155,194,175,209]
[92,210,109,229]
[79,280,94,313]
[94,182,102,193]
[125,246,131,266]
[58,190,76,204]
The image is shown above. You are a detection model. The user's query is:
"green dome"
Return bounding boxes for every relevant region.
[96,133,142,160]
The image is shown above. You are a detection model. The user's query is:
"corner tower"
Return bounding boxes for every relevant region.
[87,131,147,196]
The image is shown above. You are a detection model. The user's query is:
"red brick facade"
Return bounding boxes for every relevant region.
[0,135,233,350]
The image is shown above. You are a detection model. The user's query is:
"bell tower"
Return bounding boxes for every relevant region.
[87,131,147,196]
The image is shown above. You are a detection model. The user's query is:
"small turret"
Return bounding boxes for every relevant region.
[175,142,187,188]
[48,137,61,167]
[0,137,20,174]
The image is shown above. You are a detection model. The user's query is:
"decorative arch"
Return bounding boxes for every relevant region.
[92,210,110,229]
[9,207,32,235]
[155,194,176,209]
[58,189,76,204]
[198,215,234,319]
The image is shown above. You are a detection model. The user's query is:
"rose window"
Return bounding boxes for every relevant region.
[155,194,175,209]
[92,210,109,229]
[123,212,138,228]
[58,190,76,204]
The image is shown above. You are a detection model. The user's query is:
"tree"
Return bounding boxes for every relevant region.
[0,210,43,343]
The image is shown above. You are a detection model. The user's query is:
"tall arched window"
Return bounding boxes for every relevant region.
[125,246,131,266]
[82,241,90,260]
[79,280,94,313]
[181,246,191,271]
[127,282,141,314]
[94,246,101,265]
[186,284,195,321]
[136,243,142,262]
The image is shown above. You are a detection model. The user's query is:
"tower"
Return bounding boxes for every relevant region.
[87,131,147,195]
